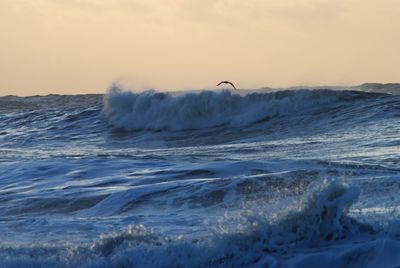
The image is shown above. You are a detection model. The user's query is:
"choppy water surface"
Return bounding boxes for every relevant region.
[0,84,399,267]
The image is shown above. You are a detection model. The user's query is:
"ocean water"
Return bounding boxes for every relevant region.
[0,84,399,267]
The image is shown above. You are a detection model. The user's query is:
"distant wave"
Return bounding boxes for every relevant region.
[103,85,385,131]
[0,94,102,114]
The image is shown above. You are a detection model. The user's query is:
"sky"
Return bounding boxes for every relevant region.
[1,0,399,96]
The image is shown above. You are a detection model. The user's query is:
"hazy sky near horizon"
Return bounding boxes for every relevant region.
[1,0,399,95]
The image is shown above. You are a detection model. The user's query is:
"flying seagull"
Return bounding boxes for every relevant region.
[217,81,236,90]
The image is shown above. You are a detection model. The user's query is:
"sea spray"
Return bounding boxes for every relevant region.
[215,179,362,252]
[276,179,361,245]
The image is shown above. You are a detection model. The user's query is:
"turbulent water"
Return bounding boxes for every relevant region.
[0,84,399,267]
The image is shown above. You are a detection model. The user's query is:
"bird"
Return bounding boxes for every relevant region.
[216,81,236,90]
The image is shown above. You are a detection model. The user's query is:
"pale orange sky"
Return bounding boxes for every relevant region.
[1,0,399,96]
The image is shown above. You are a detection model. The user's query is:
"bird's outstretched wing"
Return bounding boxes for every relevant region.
[216,81,226,86]
[227,82,236,90]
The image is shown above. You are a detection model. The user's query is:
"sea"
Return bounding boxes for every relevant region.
[0,83,399,267]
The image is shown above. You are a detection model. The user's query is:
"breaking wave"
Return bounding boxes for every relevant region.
[103,85,384,131]
[2,180,400,268]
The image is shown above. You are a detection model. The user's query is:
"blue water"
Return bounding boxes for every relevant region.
[0,84,399,267]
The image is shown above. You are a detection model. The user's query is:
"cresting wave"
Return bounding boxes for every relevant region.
[103,85,385,131]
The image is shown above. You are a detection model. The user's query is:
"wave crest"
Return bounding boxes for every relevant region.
[103,86,375,131]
